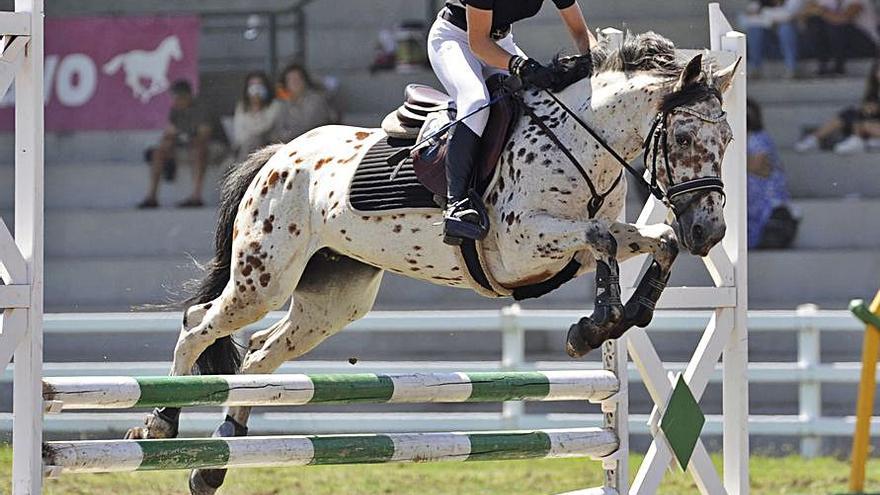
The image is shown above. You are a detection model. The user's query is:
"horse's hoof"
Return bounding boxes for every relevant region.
[123,426,147,440]
[123,409,178,440]
[566,318,597,358]
[189,469,224,495]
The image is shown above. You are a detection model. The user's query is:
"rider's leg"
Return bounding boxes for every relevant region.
[428,19,493,244]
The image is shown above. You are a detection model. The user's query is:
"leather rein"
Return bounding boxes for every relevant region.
[512,85,728,219]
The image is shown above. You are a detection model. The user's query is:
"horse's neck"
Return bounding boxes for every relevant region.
[550,72,669,162]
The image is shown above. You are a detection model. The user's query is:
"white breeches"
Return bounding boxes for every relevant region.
[427,17,525,137]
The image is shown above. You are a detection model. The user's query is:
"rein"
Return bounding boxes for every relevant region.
[515,85,727,218]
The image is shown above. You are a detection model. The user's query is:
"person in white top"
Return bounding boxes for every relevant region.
[803,0,879,75]
[232,72,281,161]
[740,0,804,78]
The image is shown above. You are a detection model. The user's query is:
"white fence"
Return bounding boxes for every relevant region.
[2,306,876,458]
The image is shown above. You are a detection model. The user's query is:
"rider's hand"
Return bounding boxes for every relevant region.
[509,56,555,90]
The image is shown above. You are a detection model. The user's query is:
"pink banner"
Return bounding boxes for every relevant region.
[0,15,200,131]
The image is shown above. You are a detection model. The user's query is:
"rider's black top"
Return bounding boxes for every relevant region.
[445,0,576,32]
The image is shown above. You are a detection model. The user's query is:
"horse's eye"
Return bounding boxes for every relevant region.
[675,134,691,147]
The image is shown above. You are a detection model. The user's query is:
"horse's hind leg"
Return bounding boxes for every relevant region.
[566,222,679,357]
[189,252,384,495]
[125,236,314,441]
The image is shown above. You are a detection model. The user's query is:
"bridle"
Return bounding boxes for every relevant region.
[515,84,728,219]
[643,100,728,216]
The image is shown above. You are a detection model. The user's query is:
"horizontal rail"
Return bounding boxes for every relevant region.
[43,428,618,474]
[38,309,867,334]
[11,412,878,438]
[9,360,876,385]
[0,11,31,35]
[43,371,619,411]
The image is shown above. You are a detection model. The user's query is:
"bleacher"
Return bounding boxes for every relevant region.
[0,0,875,311]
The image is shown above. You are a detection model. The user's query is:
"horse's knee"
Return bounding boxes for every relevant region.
[586,223,618,256]
[656,227,679,268]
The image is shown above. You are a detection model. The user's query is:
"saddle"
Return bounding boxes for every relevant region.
[381,75,521,197]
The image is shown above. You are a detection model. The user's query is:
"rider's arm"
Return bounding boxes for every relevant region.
[557,2,597,55]
[466,6,518,70]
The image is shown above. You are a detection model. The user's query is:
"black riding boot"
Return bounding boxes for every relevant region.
[443,124,489,245]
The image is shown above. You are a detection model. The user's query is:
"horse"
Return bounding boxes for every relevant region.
[125,32,739,495]
[103,35,183,103]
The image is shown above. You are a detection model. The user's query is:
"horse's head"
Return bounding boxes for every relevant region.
[649,54,739,257]
[163,36,183,61]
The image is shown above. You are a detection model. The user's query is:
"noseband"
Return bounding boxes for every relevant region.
[643,102,728,216]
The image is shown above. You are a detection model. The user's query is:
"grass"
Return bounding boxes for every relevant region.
[1,446,878,494]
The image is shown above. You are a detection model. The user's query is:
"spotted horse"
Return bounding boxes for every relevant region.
[125,32,740,494]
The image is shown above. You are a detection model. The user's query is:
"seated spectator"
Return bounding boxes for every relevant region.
[795,59,880,153]
[741,0,803,78]
[802,0,878,76]
[138,80,227,209]
[272,63,337,143]
[747,99,799,249]
[232,71,281,161]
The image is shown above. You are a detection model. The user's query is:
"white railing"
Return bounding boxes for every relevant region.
[1,306,875,457]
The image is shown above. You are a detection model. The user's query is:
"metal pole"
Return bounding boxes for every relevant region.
[11,0,44,493]
[500,305,524,426]
[848,290,880,493]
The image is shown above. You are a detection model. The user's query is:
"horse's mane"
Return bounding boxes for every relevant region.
[548,31,722,108]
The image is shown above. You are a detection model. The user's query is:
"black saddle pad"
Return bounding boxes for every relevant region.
[348,136,440,213]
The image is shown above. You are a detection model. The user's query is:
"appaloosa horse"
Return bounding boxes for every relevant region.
[127,32,739,494]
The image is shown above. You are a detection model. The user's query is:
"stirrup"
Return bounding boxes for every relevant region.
[443,196,489,245]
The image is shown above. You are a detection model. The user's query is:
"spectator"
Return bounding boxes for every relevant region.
[795,59,880,153]
[138,80,226,209]
[741,0,803,78]
[271,63,336,143]
[747,99,799,249]
[232,71,281,161]
[802,0,878,76]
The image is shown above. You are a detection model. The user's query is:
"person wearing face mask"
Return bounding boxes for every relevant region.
[271,63,336,143]
[232,71,282,161]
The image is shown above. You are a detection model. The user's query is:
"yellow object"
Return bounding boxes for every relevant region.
[849,290,880,493]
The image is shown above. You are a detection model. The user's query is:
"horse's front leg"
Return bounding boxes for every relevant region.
[606,222,680,340]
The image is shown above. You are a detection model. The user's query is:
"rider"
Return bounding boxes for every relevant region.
[428,0,597,245]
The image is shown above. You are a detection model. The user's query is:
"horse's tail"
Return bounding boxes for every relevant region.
[102,54,125,75]
[189,144,284,376]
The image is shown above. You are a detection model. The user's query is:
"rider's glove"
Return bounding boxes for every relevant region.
[509,56,555,90]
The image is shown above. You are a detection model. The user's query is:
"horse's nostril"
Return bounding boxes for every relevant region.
[691,224,705,243]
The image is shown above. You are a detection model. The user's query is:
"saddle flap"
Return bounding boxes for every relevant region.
[412,77,521,198]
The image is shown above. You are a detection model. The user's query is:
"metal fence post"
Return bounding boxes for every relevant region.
[796,303,821,458]
[500,304,524,426]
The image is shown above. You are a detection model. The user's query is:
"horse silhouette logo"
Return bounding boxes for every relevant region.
[103,35,183,103]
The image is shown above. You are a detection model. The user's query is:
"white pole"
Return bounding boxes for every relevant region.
[710,6,751,492]
[11,0,44,493]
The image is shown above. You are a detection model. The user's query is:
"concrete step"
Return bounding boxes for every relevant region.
[748,77,864,106]
[45,256,205,311]
[780,151,880,199]
[0,162,224,209]
[791,199,880,249]
[1,208,216,258]
[762,102,841,146]
[0,130,161,163]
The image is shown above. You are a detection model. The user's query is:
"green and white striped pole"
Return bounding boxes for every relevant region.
[44,428,618,474]
[43,371,619,410]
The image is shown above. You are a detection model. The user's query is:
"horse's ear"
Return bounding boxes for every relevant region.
[714,57,741,94]
[674,54,703,92]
